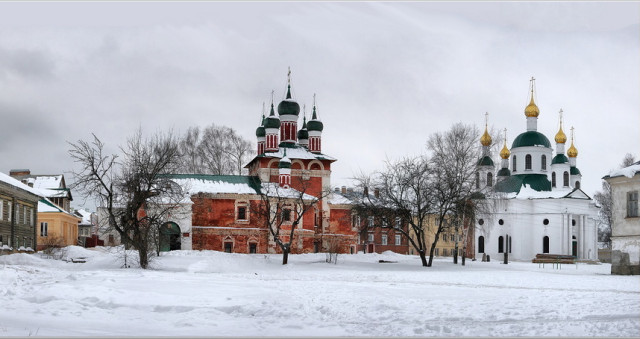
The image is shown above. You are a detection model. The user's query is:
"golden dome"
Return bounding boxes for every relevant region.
[480,127,492,146]
[555,125,567,144]
[524,95,540,118]
[567,140,578,158]
[500,141,511,159]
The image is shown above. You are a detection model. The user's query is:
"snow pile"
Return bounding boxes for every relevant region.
[0,248,638,337]
[609,162,640,179]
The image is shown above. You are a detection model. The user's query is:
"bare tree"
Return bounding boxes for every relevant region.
[353,156,432,266]
[69,130,184,269]
[257,177,328,265]
[177,124,254,175]
[426,123,482,267]
[594,181,612,246]
[621,153,637,168]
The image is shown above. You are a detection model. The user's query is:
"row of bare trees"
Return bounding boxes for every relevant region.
[352,123,493,267]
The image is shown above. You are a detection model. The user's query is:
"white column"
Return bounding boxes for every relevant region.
[567,214,572,255]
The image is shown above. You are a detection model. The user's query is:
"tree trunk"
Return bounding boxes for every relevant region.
[138,246,149,269]
[419,251,428,266]
[282,248,289,265]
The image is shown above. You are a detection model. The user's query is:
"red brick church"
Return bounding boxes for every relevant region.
[163,72,409,255]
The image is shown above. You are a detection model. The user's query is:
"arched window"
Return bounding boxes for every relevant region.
[541,155,547,170]
[543,236,549,253]
[575,181,580,189]
[563,171,569,187]
[525,154,532,170]
[509,236,512,253]
[552,172,556,187]
[498,236,504,253]
[475,172,480,189]
[512,155,517,172]
[478,236,485,253]
[486,172,493,187]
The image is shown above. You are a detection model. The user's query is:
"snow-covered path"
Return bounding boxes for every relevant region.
[1,247,638,337]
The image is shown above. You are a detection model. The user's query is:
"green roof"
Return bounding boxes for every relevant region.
[512,131,551,148]
[478,156,494,166]
[162,174,262,193]
[493,174,552,193]
[552,154,569,164]
[570,166,581,175]
[497,168,511,177]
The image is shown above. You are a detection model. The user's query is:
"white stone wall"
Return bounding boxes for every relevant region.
[607,173,640,265]
[510,146,553,176]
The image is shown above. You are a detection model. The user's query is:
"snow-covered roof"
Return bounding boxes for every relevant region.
[74,209,94,225]
[12,174,70,199]
[167,174,316,201]
[38,198,78,218]
[606,160,640,179]
[491,184,591,200]
[0,172,43,197]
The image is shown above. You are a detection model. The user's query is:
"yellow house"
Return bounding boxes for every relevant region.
[37,198,81,250]
[409,214,471,258]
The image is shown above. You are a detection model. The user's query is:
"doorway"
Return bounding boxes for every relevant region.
[159,222,181,252]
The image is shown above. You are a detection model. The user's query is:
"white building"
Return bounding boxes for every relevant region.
[604,160,640,275]
[475,79,600,262]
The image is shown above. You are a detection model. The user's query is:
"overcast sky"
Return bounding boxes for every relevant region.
[0,2,638,211]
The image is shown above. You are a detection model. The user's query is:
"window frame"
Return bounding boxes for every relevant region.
[40,222,48,237]
[381,234,388,246]
[628,191,639,218]
[525,154,532,170]
[395,234,401,246]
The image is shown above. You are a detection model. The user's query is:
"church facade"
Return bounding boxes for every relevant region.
[474,79,600,262]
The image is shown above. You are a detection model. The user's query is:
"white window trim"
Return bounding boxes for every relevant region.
[395,234,401,246]
[381,234,388,246]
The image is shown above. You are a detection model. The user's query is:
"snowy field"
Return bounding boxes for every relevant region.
[1,247,639,337]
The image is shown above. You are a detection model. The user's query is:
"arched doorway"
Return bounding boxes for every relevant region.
[160,222,181,252]
[478,236,484,253]
[572,235,577,257]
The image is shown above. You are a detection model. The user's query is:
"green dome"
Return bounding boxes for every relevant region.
[570,166,581,175]
[497,168,511,177]
[307,119,323,132]
[256,126,265,137]
[277,85,300,116]
[278,150,291,169]
[477,156,494,167]
[298,128,308,140]
[552,154,569,164]
[512,131,551,148]
[264,115,280,129]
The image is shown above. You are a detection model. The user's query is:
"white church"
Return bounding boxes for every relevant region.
[474,79,600,262]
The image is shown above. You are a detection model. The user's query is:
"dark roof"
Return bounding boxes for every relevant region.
[570,167,581,175]
[512,131,551,148]
[493,174,552,193]
[552,154,569,164]
[497,168,511,177]
[477,156,494,167]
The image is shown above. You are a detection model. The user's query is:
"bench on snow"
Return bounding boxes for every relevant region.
[531,254,576,269]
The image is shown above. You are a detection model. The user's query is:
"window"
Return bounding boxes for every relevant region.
[315,209,320,227]
[395,234,401,246]
[478,236,484,253]
[627,191,638,217]
[23,206,27,225]
[541,155,547,170]
[498,236,504,253]
[487,172,493,187]
[525,154,532,170]
[237,206,247,220]
[435,248,439,256]
[498,219,504,225]
[509,236,512,253]
[368,216,374,227]
[575,181,580,189]
[249,243,257,254]
[282,208,291,222]
[224,242,233,253]
[382,217,388,227]
[563,171,569,187]
[475,172,480,189]
[442,234,447,242]
[478,219,484,225]
[543,236,550,253]
[40,222,48,237]
[0,199,3,221]
[552,172,556,187]
[395,217,401,229]
[381,234,388,245]
[443,249,448,256]
[367,233,374,242]
[512,155,517,172]
[543,219,549,225]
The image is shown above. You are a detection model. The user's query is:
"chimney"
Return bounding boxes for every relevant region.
[10,169,30,177]
[341,186,347,194]
[374,188,380,198]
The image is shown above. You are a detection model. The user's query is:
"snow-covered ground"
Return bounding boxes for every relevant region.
[1,247,638,337]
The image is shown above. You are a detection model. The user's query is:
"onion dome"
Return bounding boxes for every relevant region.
[552,154,569,164]
[255,114,266,137]
[478,156,494,166]
[278,149,291,169]
[500,140,510,159]
[480,127,492,147]
[524,78,540,118]
[264,103,281,129]
[297,116,309,140]
[307,105,324,132]
[277,85,301,116]
[567,140,578,158]
[512,131,551,148]
[570,166,581,175]
[555,122,567,144]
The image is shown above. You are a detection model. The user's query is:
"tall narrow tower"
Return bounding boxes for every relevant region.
[307,94,324,154]
[264,94,281,152]
[477,112,495,188]
[255,103,266,155]
[278,68,301,146]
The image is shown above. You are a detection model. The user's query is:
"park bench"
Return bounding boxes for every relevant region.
[531,253,576,269]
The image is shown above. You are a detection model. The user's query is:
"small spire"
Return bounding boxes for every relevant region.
[567,126,578,158]
[312,93,318,119]
[285,68,292,99]
[480,112,492,146]
[500,128,510,159]
[270,91,275,116]
[525,77,540,118]
[555,109,567,144]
